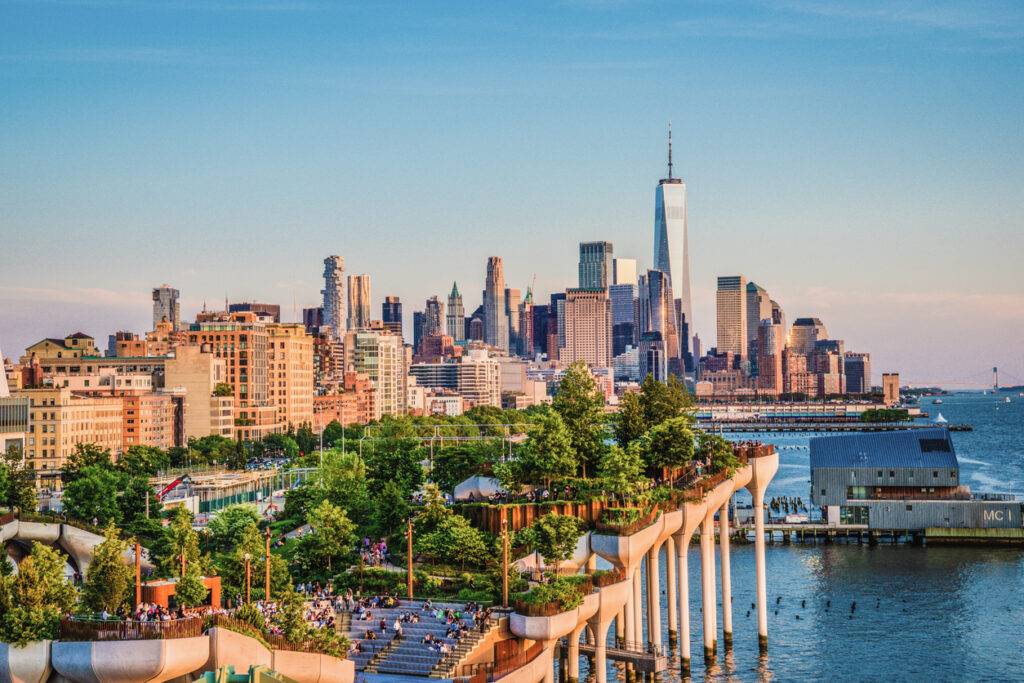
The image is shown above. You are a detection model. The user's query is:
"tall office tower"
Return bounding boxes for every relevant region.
[531,304,550,357]
[653,126,692,343]
[770,299,786,328]
[302,307,323,335]
[152,285,181,331]
[382,296,403,338]
[745,282,772,347]
[549,292,567,359]
[613,258,637,286]
[505,287,521,354]
[578,241,613,289]
[639,331,668,382]
[267,323,314,429]
[756,320,785,394]
[716,275,748,359]
[343,329,405,419]
[812,339,846,396]
[346,274,372,331]
[483,257,509,353]
[691,334,702,366]
[609,283,638,357]
[638,270,679,359]
[844,352,872,394]
[412,311,426,351]
[446,282,465,342]
[787,317,829,355]
[882,372,900,406]
[424,296,444,337]
[518,288,534,357]
[562,288,612,368]
[321,256,345,340]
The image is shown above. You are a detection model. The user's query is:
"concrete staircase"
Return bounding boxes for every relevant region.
[429,617,500,679]
[344,600,479,678]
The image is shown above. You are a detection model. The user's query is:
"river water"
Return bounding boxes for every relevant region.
[582,392,1024,682]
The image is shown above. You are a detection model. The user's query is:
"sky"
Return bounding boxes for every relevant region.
[1,0,1022,388]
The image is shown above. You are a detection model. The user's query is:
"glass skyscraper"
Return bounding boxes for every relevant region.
[578,241,613,290]
[653,128,693,353]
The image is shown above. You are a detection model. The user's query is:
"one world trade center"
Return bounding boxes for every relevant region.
[653,126,694,371]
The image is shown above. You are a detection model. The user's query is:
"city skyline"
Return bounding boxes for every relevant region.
[2,1,1023,387]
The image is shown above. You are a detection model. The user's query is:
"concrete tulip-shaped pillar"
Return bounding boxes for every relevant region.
[699,513,717,662]
[645,544,661,648]
[567,623,586,683]
[718,500,733,646]
[673,498,707,674]
[633,569,643,650]
[665,536,678,645]
[744,452,780,652]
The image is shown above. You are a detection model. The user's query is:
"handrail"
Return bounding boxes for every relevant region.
[59,616,204,641]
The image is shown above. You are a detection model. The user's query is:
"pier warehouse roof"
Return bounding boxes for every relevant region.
[810,428,958,471]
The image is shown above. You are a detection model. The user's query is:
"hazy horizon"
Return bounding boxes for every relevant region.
[2,1,1022,388]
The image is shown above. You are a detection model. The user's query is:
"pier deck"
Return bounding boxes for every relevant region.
[697,422,972,433]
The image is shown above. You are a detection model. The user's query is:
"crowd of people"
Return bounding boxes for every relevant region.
[360,537,390,567]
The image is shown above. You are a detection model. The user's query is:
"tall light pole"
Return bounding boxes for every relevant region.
[134,542,142,609]
[406,518,414,600]
[264,528,272,602]
[244,553,252,604]
[501,516,509,609]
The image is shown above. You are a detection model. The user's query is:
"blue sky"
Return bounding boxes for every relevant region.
[1,0,1022,387]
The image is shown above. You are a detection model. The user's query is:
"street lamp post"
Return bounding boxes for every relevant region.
[406,518,414,600]
[501,516,509,609]
[134,542,142,609]
[244,553,252,604]
[264,528,271,602]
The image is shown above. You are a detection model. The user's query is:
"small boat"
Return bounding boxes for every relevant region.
[1005,397,1012,403]
[932,398,943,405]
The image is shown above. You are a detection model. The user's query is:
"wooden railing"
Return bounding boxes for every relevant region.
[59,616,204,641]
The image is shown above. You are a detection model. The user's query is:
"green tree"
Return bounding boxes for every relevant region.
[214,382,234,397]
[370,480,411,540]
[63,443,112,482]
[81,525,133,614]
[525,514,583,577]
[294,423,317,455]
[696,432,738,473]
[597,444,645,497]
[416,514,489,570]
[317,449,371,525]
[257,433,299,460]
[1,444,37,512]
[640,416,695,480]
[613,391,647,449]
[207,504,262,553]
[516,409,576,488]
[118,445,169,477]
[0,542,77,645]
[639,374,693,429]
[321,420,345,448]
[430,442,491,493]
[119,474,159,524]
[215,523,289,603]
[62,465,123,525]
[552,361,606,476]
[299,499,356,572]
[156,507,202,577]
[364,441,423,496]
[174,565,209,608]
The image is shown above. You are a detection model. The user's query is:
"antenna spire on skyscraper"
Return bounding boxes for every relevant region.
[667,122,673,180]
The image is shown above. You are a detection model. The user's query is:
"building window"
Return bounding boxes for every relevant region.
[889,471,895,478]
[933,471,938,478]
[877,470,883,478]
[906,505,913,512]
[820,488,826,497]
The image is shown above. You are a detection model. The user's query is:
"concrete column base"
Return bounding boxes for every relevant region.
[668,630,677,646]
[704,644,715,663]
[759,634,769,652]
[681,656,691,674]
[724,630,733,647]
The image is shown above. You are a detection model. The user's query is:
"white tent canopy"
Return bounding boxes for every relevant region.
[453,475,506,501]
